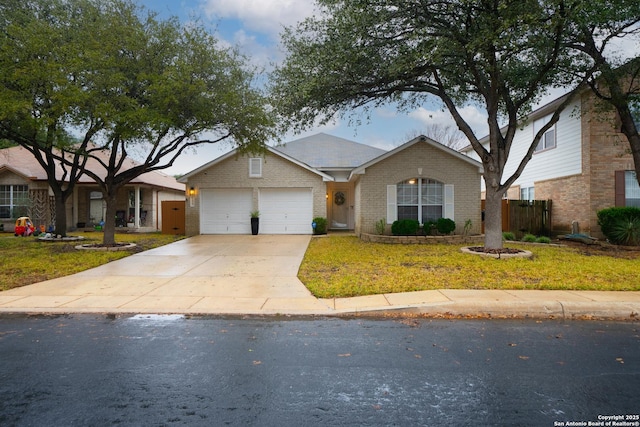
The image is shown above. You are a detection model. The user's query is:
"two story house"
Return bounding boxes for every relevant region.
[461,90,640,238]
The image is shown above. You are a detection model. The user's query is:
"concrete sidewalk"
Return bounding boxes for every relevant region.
[0,235,639,320]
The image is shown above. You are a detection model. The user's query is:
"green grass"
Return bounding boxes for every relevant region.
[4,233,638,298]
[299,236,640,298]
[0,231,184,291]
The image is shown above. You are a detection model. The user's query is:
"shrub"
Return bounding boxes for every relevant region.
[423,221,437,235]
[597,207,640,242]
[375,218,386,235]
[436,218,456,235]
[463,219,473,235]
[535,236,551,244]
[391,219,420,236]
[522,234,537,242]
[312,217,327,235]
[502,231,516,241]
[609,217,640,246]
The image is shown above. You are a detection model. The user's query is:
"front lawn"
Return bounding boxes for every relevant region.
[299,236,640,298]
[0,231,184,291]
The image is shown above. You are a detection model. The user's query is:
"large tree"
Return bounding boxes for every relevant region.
[270,0,639,249]
[0,0,275,244]
[0,0,104,235]
[556,2,640,185]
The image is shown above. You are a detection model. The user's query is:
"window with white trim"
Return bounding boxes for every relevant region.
[0,185,29,219]
[520,187,534,202]
[626,171,640,208]
[397,178,443,223]
[249,158,262,178]
[533,114,556,152]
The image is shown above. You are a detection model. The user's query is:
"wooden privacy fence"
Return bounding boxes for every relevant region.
[482,199,552,237]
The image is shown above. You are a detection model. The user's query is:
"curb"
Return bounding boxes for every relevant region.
[329,301,640,321]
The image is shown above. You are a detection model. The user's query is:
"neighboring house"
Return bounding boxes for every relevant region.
[178,133,483,236]
[0,145,185,233]
[460,90,640,238]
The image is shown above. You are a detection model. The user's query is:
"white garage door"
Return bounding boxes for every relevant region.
[200,188,252,234]
[259,188,313,234]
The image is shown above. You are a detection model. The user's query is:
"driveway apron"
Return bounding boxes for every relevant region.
[0,235,332,315]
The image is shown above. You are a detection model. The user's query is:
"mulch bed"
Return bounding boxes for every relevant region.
[558,239,640,260]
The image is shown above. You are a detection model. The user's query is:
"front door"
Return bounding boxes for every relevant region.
[330,190,350,229]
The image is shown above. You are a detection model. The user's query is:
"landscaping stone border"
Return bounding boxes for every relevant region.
[38,235,86,242]
[460,246,533,259]
[360,233,485,245]
[75,243,137,251]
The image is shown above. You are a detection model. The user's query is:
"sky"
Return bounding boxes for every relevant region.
[134,0,493,175]
[135,0,635,176]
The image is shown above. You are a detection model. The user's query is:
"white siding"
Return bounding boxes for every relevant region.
[465,100,582,191]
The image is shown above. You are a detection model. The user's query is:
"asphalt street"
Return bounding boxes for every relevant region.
[0,315,638,426]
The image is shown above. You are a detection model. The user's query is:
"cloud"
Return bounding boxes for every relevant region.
[202,0,317,38]
[375,107,398,119]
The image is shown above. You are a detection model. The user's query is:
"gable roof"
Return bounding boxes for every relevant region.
[177,145,335,182]
[273,133,386,169]
[351,135,484,179]
[0,145,184,192]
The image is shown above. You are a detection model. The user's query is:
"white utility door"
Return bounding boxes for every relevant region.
[259,188,313,234]
[200,188,252,234]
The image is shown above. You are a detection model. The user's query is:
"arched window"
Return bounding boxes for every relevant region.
[397,178,443,223]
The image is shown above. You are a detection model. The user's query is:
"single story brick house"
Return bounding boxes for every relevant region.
[0,145,185,233]
[179,133,483,236]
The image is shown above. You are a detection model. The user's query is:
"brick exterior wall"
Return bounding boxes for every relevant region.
[184,151,327,236]
[354,140,482,235]
[530,91,634,237]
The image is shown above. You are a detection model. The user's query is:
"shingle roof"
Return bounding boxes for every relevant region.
[273,133,386,168]
[0,145,184,192]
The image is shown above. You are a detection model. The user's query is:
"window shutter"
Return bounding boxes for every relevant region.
[386,185,397,224]
[444,184,454,220]
[249,158,262,178]
[615,170,625,206]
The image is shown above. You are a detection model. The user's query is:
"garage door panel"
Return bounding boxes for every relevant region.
[259,188,312,234]
[200,189,252,234]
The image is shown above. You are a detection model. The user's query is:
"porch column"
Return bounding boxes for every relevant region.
[134,185,141,228]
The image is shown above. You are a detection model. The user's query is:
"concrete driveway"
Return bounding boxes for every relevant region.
[2,235,640,319]
[0,235,332,315]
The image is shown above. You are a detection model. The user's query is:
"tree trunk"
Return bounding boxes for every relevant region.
[102,192,118,246]
[631,134,640,187]
[484,186,504,250]
[621,126,640,188]
[53,195,68,236]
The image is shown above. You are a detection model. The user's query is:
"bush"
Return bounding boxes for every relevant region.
[312,217,327,235]
[434,218,455,235]
[597,207,640,243]
[463,219,473,235]
[423,221,437,235]
[391,219,420,236]
[502,231,516,241]
[535,236,551,244]
[375,218,386,235]
[609,217,640,246]
[522,234,537,242]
